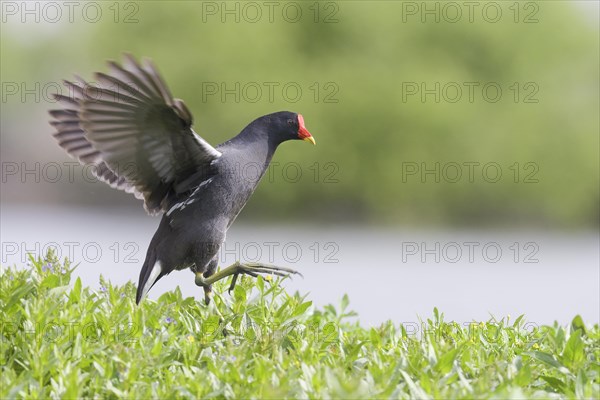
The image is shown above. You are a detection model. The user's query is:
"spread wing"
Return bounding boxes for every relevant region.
[49,54,221,215]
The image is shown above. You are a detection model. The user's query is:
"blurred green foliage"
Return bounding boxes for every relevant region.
[1,1,598,227]
[2,255,599,398]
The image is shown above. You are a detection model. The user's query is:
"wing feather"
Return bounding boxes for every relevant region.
[48,54,221,214]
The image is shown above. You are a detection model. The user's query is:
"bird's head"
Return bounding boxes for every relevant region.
[261,111,316,146]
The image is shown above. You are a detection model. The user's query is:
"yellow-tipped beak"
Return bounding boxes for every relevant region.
[297,114,315,145]
[303,136,316,145]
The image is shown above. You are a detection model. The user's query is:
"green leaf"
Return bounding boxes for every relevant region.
[48,284,70,297]
[275,297,291,320]
[512,314,525,328]
[434,347,460,375]
[322,322,338,344]
[514,363,531,386]
[4,281,35,310]
[561,329,585,370]
[540,375,566,393]
[293,301,312,318]
[570,315,586,335]
[399,370,429,399]
[256,275,264,293]
[340,294,349,312]
[527,351,564,370]
[201,315,222,341]
[93,361,105,376]
[419,371,433,394]
[575,370,587,398]
[69,277,82,303]
[40,274,60,290]
[233,284,246,303]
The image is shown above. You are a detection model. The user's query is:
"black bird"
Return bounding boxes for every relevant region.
[49,54,315,304]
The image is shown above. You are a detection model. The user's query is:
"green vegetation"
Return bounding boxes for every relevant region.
[2,255,599,398]
[2,2,598,227]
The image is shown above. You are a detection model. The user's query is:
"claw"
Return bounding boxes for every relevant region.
[228,273,239,293]
[203,286,212,305]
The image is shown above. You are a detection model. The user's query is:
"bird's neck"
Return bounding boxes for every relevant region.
[220,127,281,185]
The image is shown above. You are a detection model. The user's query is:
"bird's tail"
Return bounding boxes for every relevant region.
[136,248,164,304]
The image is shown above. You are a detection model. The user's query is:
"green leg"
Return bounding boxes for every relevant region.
[195,261,302,295]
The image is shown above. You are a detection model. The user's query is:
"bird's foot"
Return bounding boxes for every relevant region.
[194,261,302,294]
[225,262,302,293]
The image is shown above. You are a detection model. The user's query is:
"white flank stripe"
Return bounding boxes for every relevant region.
[165,177,214,216]
[166,201,186,217]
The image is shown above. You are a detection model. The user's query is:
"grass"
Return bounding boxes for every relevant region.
[1,254,599,399]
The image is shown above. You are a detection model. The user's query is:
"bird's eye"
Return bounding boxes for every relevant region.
[287,119,294,125]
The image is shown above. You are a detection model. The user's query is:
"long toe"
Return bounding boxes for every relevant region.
[242,263,303,278]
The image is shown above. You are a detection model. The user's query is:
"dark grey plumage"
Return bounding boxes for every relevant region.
[49,54,315,304]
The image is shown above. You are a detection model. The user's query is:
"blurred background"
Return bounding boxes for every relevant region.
[1,1,598,326]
